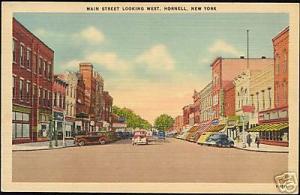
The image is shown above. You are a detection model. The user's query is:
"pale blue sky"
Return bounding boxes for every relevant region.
[14,13,288,123]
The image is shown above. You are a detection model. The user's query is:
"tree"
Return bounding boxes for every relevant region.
[112,106,151,129]
[154,114,174,131]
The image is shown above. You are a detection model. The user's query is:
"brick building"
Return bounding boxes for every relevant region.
[252,27,289,146]
[210,57,274,121]
[103,91,113,129]
[192,90,201,124]
[223,81,235,117]
[199,81,213,124]
[173,115,183,133]
[182,104,193,128]
[12,18,54,144]
[52,75,68,140]
[75,73,89,133]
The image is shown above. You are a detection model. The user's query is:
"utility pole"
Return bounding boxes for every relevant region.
[247,29,250,69]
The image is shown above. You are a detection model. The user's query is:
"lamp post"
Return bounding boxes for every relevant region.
[49,116,53,148]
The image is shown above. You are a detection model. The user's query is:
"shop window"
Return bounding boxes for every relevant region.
[12,112,30,138]
[279,110,288,119]
[270,111,279,120]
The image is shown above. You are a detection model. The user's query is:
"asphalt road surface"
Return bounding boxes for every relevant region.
[12,138,288,183]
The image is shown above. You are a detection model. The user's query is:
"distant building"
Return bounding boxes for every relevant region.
[182,104,193,128]
[103,91,113,129]
[12,18,54,144]
[192,90,201,124]
[199,81,213,124]
[173,115,183,133]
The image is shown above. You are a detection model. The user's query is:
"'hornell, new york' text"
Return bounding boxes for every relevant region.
[86,6,217,12]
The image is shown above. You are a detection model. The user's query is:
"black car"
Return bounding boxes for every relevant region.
[205,133,234,147]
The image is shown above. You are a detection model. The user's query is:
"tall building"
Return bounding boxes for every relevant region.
[60,71,78,137]
[192,90,201,124]
[12,18,54,144]
[52,75,68,140]
[210,57,274,121]
[199,81,213,124]
[251,27,289,146]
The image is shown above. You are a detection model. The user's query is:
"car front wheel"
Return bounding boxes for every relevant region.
[99,139,106,145]
[78,140,85,146]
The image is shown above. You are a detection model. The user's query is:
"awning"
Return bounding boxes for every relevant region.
[206,124,226,132]
[188,125,200,133]
[247,123,289,132]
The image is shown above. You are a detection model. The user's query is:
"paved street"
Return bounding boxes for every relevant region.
[12,138,288,183]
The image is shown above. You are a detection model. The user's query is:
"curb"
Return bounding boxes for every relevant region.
[233,146,289,153]
[12,145,77,152]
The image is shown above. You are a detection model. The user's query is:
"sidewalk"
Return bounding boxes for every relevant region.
[12,140,76,151]
[234,141,288,153]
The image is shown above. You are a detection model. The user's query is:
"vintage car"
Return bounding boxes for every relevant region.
[204,133,234,147]
[132,131,148,145]
[74,131,110,146]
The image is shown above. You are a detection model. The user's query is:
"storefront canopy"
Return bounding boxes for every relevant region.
[188,125,200,133]
[206,124,226,132]
[247,123,289,132]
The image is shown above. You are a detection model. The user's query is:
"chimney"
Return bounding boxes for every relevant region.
[240,56,245,59]
[261,56,266,59]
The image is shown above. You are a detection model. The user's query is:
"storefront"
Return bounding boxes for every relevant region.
[186,125,200,141]
[54,111,64,140]
[65,117,75,138]
[75,112,90,134]
[247,122,289,146]
[226,116,241,140]
[12,105,31,144]
[37,109,52,142]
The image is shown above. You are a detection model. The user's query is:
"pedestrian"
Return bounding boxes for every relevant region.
[246,133,252,147]
[255,135,260,148]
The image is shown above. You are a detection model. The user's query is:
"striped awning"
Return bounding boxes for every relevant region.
[206,124,226,132]
[188,125,200,133]
[247,123,289,132]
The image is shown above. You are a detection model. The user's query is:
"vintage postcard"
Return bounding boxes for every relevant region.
[1,2,299,194]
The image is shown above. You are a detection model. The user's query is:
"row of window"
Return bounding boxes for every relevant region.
[66,85,76,98]
[53,92,66,109]
[275,49,288,75]
[13,76,52,107]
[275,81,288,107]
[13,39,52,80]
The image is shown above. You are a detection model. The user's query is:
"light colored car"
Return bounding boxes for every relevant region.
[132,131,148,145]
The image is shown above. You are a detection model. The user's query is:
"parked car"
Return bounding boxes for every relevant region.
[158,130,165,140]
[197,132,214,145]
[74,131,110,146]
[132,131,148,145]
[204,133,234,147]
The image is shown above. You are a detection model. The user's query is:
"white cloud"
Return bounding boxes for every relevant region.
[85,52,130,70]
[73,26,105,45]
[135,44,175,71]
[208,39,242,56]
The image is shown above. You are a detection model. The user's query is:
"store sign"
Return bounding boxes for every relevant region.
[211,119,219,125]
[54,112,64,121]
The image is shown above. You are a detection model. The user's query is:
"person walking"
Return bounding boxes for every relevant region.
[255,135,260,148]
[246,133,252,147]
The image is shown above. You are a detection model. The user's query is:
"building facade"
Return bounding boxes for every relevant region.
[12,18,54,144]
[182,104,193,128]
[61,71,78,137]
[173,115,184,133]
[52,75,68,140]
[223,81,235,117]
[210,57,274,121]
[252,27,289,146]
[192,90,201,124]
[199,82,213,124]
[103,91,113,130]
